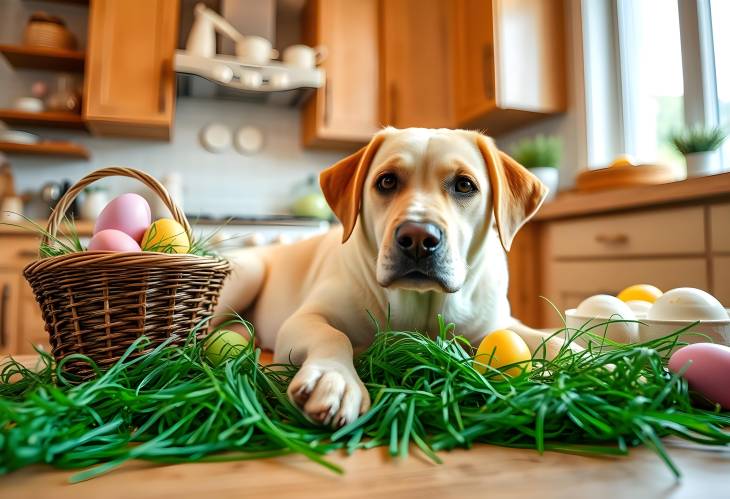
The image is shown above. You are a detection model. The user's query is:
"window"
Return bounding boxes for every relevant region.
[710,0,729,165]
[617,0,685,168]
[584,0,729,172]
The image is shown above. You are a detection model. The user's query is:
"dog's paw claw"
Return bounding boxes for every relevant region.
[288,361,370,428]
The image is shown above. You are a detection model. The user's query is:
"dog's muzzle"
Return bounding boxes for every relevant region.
[381,221,454,291]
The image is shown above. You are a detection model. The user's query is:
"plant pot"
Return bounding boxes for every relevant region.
[528,167,559,200]
[684,151,721,178]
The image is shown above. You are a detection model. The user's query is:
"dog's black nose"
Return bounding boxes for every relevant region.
[395,222,443,260]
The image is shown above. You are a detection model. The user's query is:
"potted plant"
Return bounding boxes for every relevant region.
[670,124,727,178]
[511,135,562,200]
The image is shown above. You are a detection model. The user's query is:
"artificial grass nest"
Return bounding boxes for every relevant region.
[1,316,729,483]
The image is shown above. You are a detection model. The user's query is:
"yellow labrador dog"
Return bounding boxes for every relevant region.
[216,127,559,427]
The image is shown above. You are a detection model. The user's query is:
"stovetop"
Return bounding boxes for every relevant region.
[186,214,331,227]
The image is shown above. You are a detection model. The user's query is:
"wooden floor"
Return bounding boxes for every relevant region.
[2,440,730,499]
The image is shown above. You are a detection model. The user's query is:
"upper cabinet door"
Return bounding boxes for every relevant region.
[84,0,179,140]
[301,0,381,148]
[453,0,567,133]
[452,0,496,125]
[380,0,453,129]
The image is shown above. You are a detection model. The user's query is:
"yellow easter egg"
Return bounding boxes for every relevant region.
[141,218,190,254]
[474,329,532,377]
[617,284,663,303]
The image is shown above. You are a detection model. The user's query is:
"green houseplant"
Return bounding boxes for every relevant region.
[511,135,562,200]
[670,124,727,178]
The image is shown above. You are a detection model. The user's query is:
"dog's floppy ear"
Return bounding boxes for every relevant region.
[320,133,386,243]
[475,134,548,252]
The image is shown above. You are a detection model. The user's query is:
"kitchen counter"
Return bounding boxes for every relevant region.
[535,171,730,221]
[2,430,728,498]
[0,217,329,237]
[0,219,95,236]
[2,356,729,498]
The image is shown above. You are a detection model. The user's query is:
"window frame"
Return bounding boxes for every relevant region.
[582,0,725,170]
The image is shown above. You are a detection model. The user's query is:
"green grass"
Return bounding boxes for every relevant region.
[1,316,729,483]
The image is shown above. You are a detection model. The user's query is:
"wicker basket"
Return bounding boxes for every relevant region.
[24,167,231,379]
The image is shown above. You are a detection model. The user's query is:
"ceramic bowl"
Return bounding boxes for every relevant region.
[638,309,730,346]
[564,309,640,346]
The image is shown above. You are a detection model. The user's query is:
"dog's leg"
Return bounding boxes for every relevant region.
[213,249,266,334]
[274,311,370,427]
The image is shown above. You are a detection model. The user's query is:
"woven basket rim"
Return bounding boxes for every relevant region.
[24,250,231,275]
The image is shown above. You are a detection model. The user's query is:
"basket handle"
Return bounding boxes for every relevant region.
[44,167,191,246]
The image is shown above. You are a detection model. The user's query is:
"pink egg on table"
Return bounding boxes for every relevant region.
[669,343,730,409]
[94,193,151,243]
[88,229,142,252]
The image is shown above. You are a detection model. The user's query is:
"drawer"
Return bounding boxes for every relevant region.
[546,207,705,258]
[542,258,707,327]
[713,256,730,307]
[711,203,730,252]
[0,236,42,269]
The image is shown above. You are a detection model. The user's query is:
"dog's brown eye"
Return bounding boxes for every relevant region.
[455,176,476,194]
[376,173,398,192]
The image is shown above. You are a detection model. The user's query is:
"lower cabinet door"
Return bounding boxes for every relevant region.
[0,269,20,355]
[19,279,50,355]
[712,256,730,307]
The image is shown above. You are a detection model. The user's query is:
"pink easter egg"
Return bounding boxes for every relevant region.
[669,343,730,409]
[88,229,142,252]
[94,193,151,243]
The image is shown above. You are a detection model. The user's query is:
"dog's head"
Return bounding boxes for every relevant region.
[320,128,547,293]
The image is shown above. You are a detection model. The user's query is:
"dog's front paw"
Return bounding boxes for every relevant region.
[287,359,370,427]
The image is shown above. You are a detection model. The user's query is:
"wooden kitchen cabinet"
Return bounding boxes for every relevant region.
[301,0,381,148]
[84,0,180,140]
[0,234,50,356]
[452,0,566,133]
[380,0,454,128]
[508,174,730,328]
[0,269,20,355]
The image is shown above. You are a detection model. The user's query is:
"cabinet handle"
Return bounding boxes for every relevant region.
[482,44,495,101]
[324,80,332,126]
[0,283,8,348]
[389,83,398,125]
[18,249,38,259]
[595,233,629,245]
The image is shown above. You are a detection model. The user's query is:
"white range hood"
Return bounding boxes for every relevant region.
[175,51,323,94]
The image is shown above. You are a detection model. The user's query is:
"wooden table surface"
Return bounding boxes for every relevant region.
[3,441,729,499]
[3,357,730,498]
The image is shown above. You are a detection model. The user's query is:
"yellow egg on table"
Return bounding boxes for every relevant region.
[473,329,532,377]
[141,218,190,254]
[617,284,663,303]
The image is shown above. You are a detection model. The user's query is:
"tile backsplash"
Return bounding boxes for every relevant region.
[7,98,349,217]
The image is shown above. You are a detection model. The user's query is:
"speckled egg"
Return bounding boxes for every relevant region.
[648,288,727,321]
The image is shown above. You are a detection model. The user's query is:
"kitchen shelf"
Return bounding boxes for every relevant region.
[0,45,85,72]
[0,109,87,130]
[0,141,89,159]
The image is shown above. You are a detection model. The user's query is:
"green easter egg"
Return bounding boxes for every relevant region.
[204,330,248,366]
